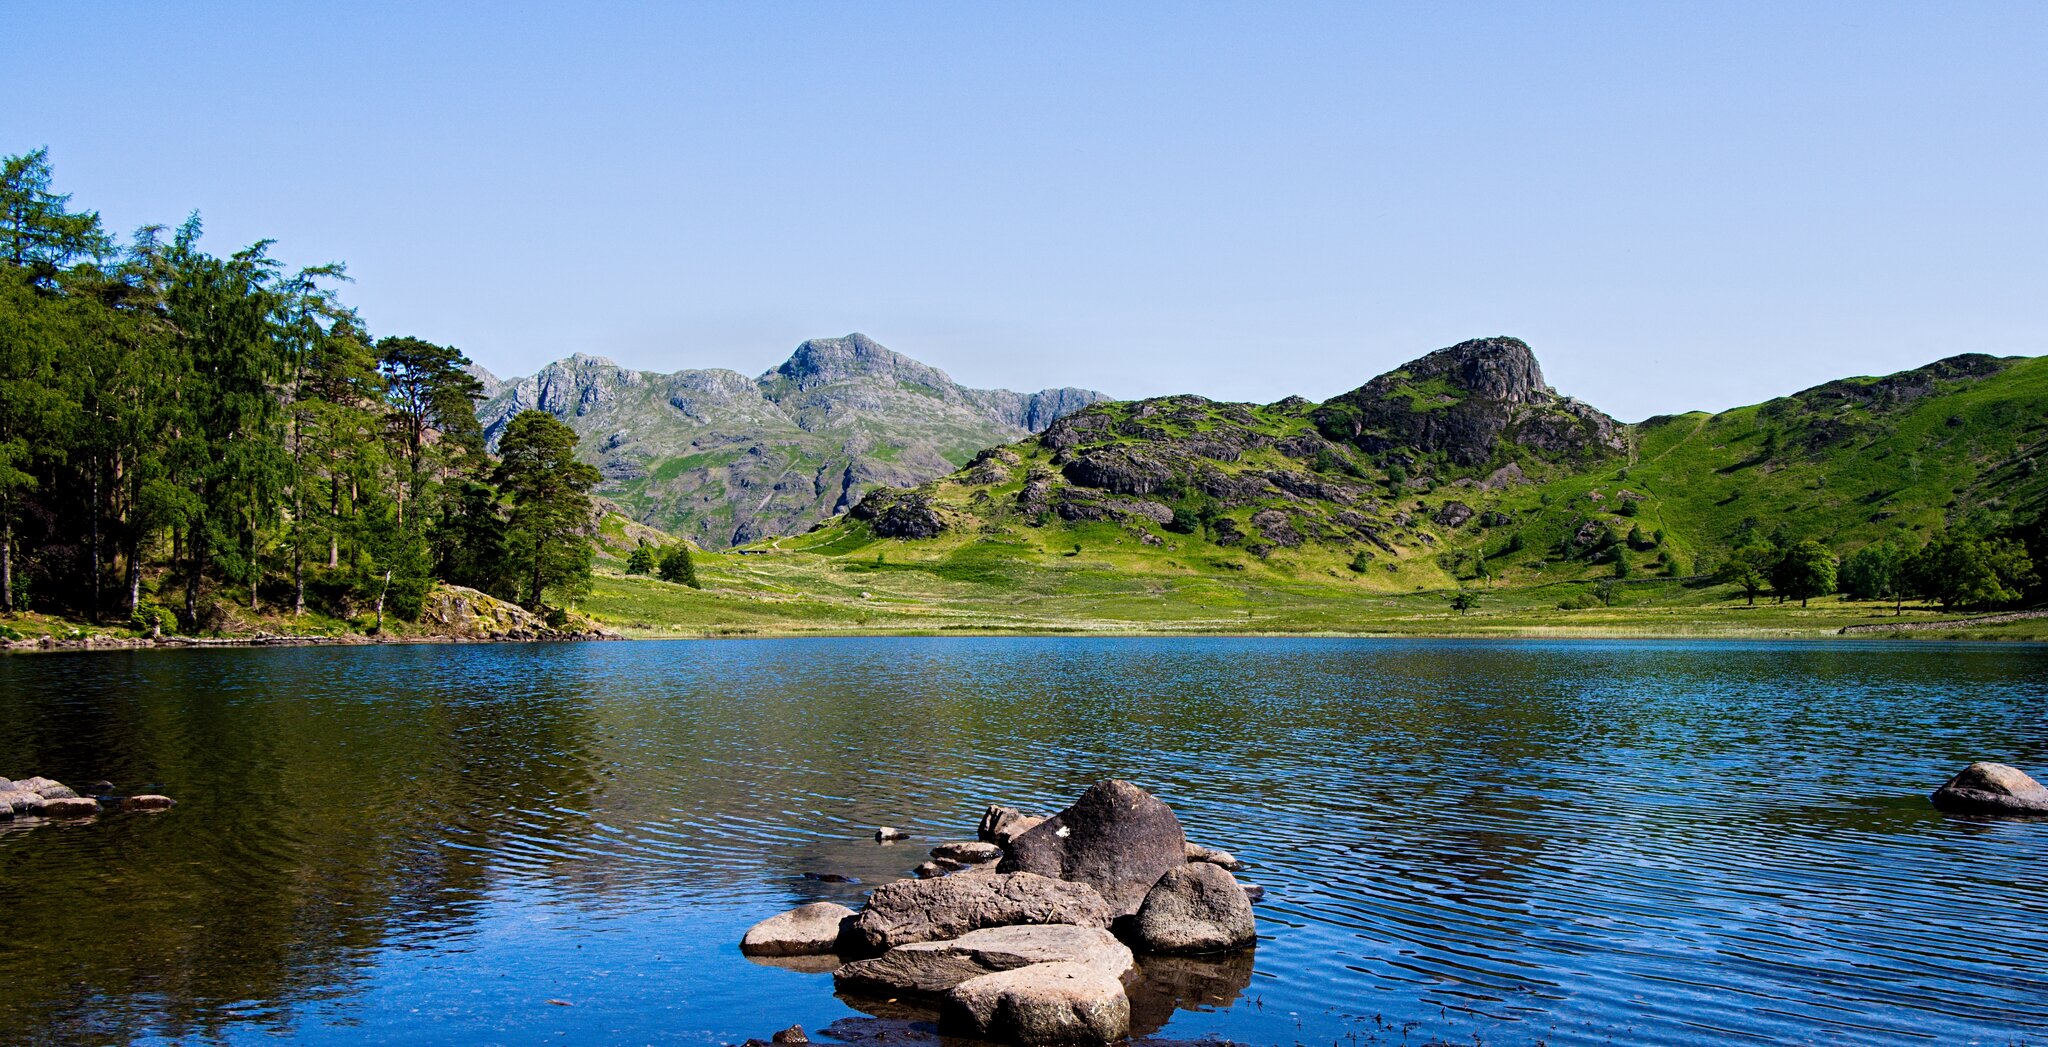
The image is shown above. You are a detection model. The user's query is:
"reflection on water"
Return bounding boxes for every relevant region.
[0,638,2045,1046]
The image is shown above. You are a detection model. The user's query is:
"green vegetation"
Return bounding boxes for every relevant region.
[0,148,601,637]
[657,544,702,589]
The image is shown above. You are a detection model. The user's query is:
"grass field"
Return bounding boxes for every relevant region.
[575,540,2048,642]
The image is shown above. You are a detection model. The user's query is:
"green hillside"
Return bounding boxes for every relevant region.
[574,341,2029,607]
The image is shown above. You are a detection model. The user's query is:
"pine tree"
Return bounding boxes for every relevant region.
[658,544,702,588]
[493,411,600,609]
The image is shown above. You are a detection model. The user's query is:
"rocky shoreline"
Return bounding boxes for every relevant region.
[1,629,620,654]
[738,781,1263,1047]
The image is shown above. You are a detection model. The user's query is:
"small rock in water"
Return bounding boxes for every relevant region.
[1931,762,2048,816]
[1184,842,1244,870]
[977,805,1048,848]
[1131,862,1256,954]
[1,790,45,816]
[40,797,101,819]
[941,960,1131,1046]
[874,827,910,842]
[931,841,1003,864]
[1239,882,1266,903]
[771,1024,808,1043]
[16,777,76,800]
[801,872,857,883]
[121,795,176,813]
[740,901,858,956]
[836,924,1132,999]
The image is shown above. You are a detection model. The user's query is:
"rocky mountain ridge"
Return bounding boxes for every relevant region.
[475,334,1106,547]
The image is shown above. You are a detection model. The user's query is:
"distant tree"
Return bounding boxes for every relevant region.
[658,544,701,588]
[1906,530,2035,610]
[1347,548,1372,573]
[1617,498,1640,518]
[1626,524,1652,550]
[626,543,656,575]
[1594,577,1618,607]
[1840,542,1906,613]
[1718,544,1777,605]
[1613,552,1632,579]
[1449,590,1480,613]
[492,411,601,609]
[1772,539,1837,607]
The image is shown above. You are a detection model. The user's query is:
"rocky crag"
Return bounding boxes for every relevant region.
[475,334,1104,547]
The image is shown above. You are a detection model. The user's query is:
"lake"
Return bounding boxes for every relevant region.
[1,638,2044,1046]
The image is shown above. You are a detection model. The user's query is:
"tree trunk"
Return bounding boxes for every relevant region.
[1,504,12,614]
[185,528,204,630]
[89,464,102,622]
[530,532,544,610]
[126,534,141,615]
[373,568,392,633]
[293,546,304,615]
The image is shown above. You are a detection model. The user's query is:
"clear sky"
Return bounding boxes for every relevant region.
[8,3,2045,420]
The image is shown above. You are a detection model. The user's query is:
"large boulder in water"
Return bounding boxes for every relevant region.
[999,780,1186,917]
[849,872,1112,955]
[1931,762,2048,816]
[1130,862,1256,954]
[834,924,1132,998]
[741,902,857,956]
[16,777,76,800]
[940,960,1130,1046]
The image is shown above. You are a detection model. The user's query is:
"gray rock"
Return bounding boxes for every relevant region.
[999,780,1187,917]
[914,860,960,879]
[835,924,1132,998]
[978,805,1048,847]
[2,790,46,816]
[941,961,1130,1046]
[849,872,1113,954]
[932,841,1004,864]
[120,795,176,813]
[1131,862,1256,954]
[874,827,910,842]
[40,797,101,819]
[1183,842,1244,870]
[16,777,76,800]
[1931,762,2048,816]
[740,901,857,956]
[1239,882,1266,903]
[771,1025,808,1043]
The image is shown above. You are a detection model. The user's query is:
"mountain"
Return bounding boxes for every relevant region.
[813,337,2048,591]
[475,334,1106,546]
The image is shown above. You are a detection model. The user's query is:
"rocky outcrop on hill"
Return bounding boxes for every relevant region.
[476,334,1104,547]
[1316,337,1629,466]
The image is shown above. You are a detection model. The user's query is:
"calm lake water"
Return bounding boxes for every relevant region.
[1,638,2045,1047]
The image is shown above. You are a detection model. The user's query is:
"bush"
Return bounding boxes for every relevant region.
[1557,593,1599,610]
[1347,549,1373,573]
[131,603,178,636]
[626,544,656,575]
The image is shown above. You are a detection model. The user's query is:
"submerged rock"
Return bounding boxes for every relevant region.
[1000,780,1187,918]
[40,797,101,819]
[874,827,910,842]
[741,901,857,957]
[1931,762,2048,816]
[120,795,176,813]
[1131,863,1256,954]
[849,872,1113,954]
[941,961,1130,1046]
[835,924,1132,998]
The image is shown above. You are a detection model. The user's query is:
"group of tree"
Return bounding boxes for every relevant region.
[625,540,701,588]
[0,148,600,631]
[1717,524,2037,611]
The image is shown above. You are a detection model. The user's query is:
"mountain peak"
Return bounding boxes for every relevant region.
[1373,336,1550,404]
[769,332,928,386]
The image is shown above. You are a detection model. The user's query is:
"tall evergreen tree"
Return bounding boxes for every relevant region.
[493,411,600,610]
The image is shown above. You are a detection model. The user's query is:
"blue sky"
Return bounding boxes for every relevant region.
[7,3,2044,419]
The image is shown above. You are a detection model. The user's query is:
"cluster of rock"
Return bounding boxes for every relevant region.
[1931,762,2048,816]
[740,781,1259,1046]
[0,776,174,821]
